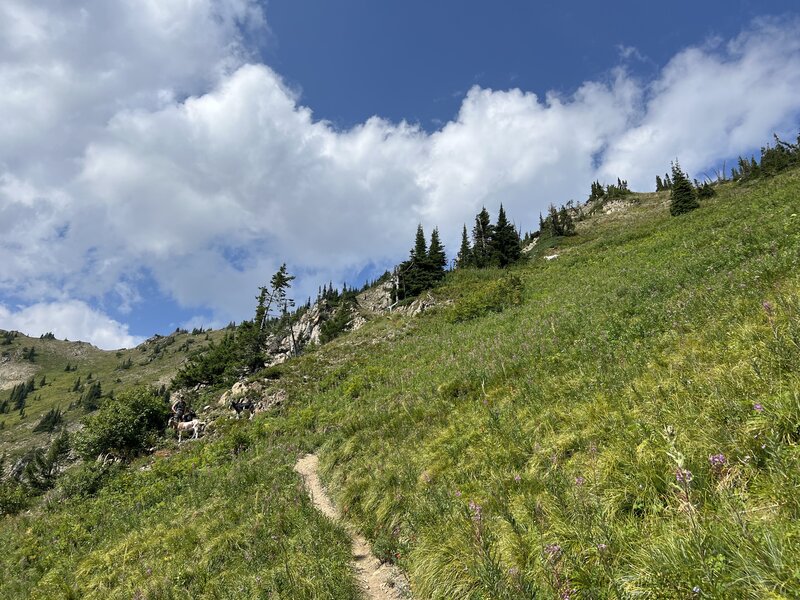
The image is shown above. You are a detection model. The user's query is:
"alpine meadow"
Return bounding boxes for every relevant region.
[2,138,800,597]
[5,3,800,599]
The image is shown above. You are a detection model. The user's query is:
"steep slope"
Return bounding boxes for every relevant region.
[1,168,799,598]
[0,329,227,459]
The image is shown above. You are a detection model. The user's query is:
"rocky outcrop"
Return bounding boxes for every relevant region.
[218,378,287,413]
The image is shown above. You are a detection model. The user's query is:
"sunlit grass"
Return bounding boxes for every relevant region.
[2,168,800,597]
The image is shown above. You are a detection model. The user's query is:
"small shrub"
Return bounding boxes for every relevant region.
[0,481,29,516]
[56,462,122,499]
[448,275,524,323]
[73,387,169,460]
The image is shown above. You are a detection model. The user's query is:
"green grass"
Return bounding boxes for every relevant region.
[2,168,800,598]
[0,329,227,459]
[0,419,359,599]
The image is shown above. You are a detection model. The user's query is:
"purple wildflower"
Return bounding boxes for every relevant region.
[469,500,482,523]
[508,567,519,577]
[544,544,562,559]
[753,403,764,412]
[597,543,608,552]
[454,490,462,497]
[514,473,522,483]
[762,301,774,315]
[709,453,727,468]
[575,475,585,486]
[675,468,693,484]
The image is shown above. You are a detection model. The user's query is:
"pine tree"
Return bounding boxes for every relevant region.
[492,204,521,266]
[270,264,296,315]
[558,206,576,236]
[456,224,472,268]
[427,227,447,281]
[655,175,664,191]
[669,161,700,216]
[471,207,494,268]
[547,204,562,236]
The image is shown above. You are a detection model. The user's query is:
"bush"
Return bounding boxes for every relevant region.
[448,275,524,323]
[73,387,170,460]
[0,481,29,516]
[55,461,122,499]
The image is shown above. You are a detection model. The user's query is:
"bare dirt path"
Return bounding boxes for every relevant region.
[294,454,410,600]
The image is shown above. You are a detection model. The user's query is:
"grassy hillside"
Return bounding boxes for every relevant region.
[2,167,800,598]
[0,328,226,458]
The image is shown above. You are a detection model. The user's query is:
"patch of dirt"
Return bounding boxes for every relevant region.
[294,454,410,599]
[0,357,37,391]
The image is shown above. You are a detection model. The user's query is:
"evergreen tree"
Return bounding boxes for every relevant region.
[558,206,576,236]
[492,204,521,266]
[655,175,664,191]
[270,263,296,315]
[456,224,472,268]
[547,204,562,237]
[471,207,494,268]
[22,429,70,492]
[412,224,427,262]
[669,161,700,216]
[427,227,447,281]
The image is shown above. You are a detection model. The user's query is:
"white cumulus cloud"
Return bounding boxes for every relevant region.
[1,4,800,337]
[0,301,143,349]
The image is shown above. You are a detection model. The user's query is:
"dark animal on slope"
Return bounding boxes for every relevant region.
[229,400,255,420]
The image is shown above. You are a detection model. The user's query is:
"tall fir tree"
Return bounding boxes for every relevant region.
[492,204,521,266]
[427,227,447,281]
[546,204,562,236]
[471,207,494,268]
[456,224,472,268]
[558,206,575,236]
[398,225,430,298]
[669,161,700,216]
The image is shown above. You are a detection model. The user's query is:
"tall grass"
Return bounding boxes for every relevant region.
[2,168,800,597]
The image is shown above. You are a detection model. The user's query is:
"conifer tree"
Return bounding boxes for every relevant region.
[427,227,447,281]
[456,224,472,268]
[471,207,494,268]
[398,225,430,299]
[558,206,576,236]
[412,224,427,262]
[492,204,521,266]
[547,204,562,236]
[669,161,700,216]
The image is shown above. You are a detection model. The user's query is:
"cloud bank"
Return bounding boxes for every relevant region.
[2,2,800,347]
[0,301,143,349]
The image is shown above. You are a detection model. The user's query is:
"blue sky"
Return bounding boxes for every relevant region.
[1,0,800,348]
[262,0,795,128]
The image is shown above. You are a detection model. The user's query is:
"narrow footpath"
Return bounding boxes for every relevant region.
[294,454,410,600]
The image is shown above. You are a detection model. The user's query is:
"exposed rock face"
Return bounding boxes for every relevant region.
[601,198,637,214]
[264,282,394,366]
[218,378,287,413]
[393,291,437,317]
[0,355,36,391]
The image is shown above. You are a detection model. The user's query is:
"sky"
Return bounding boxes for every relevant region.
[1,0,800,349]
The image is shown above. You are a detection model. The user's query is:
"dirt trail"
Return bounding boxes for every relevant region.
[294,454,410,600]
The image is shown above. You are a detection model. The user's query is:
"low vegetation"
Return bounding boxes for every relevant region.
[1,142,800,597]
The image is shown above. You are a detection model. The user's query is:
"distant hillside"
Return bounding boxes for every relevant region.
[1,165,800,598]
[0,328,227,460]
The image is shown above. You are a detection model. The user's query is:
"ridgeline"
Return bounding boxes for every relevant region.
[1,159,800,598]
